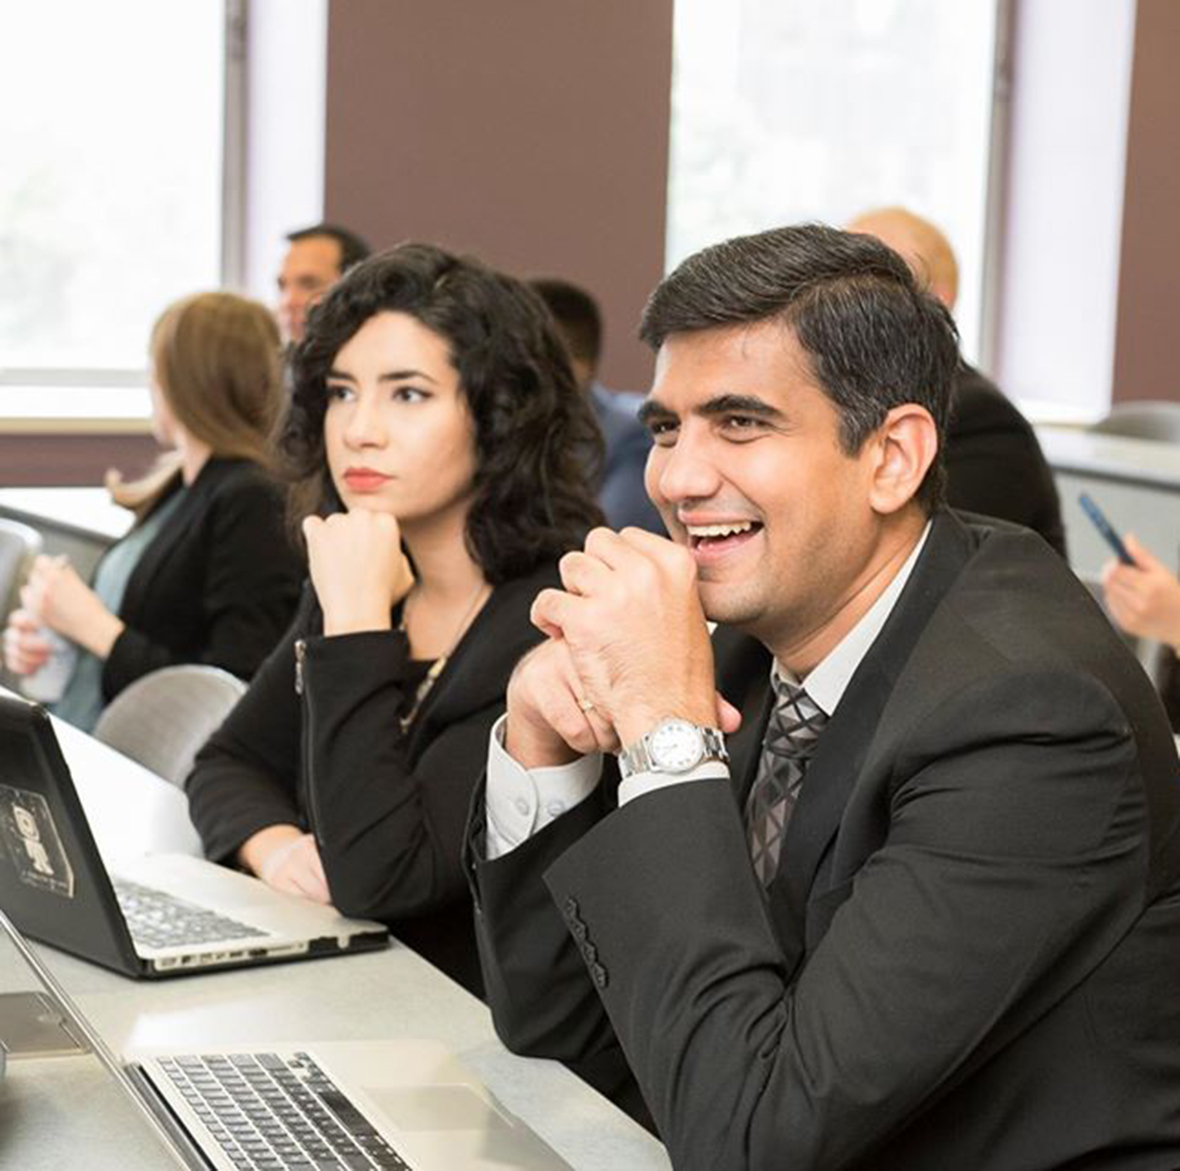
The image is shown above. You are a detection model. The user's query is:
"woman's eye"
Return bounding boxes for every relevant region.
[326,384,353,402]
[393,386,429,403]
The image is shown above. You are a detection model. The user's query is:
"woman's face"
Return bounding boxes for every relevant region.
[323,311,478,532]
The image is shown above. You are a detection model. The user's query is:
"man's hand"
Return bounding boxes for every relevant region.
[531,527,719,746]
[239,825,331,904]
[1102,534,1180,648]
[303,512,415,636]
[2,607,52,676]
[505,639,620,768]
[21,554,124,658]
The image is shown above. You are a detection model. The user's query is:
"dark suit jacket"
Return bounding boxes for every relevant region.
[187,564,556,995]
[469,512,1180,1170]
[101,457,302,699]
[945,364,1067,557]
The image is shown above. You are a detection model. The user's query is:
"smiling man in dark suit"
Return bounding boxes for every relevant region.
[466,223,1180,1170]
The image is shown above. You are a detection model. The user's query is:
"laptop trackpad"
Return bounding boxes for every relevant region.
[372,1084,510,1132]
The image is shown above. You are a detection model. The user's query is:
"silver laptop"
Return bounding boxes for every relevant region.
[0,907,572,1170]
[0,692,388,977]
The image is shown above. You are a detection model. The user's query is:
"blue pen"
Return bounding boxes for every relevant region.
[1078,492,1134,565]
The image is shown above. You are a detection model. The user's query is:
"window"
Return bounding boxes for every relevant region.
[667,0,1001,362]
[1,1,232,397]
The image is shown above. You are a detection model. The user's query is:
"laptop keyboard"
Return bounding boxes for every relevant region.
[156,1051,410,1170]
[113,878,269,950]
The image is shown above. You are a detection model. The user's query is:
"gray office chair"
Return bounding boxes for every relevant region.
[0,517,43,618]
[1090,400,1180,443]
[92,664,247,787]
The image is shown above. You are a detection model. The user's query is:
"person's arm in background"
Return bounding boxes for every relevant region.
[1102,534,1180,649]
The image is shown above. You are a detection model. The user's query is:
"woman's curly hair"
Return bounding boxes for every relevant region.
[280,242,605,584]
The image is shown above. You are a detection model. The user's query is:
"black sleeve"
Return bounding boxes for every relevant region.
[185,594,311,863]
[102,475,302,698]
[300,630,505,922]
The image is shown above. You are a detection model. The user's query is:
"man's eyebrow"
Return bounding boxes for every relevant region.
[696,393,784,419]
[325,368,439,384]
[637,398,675,425]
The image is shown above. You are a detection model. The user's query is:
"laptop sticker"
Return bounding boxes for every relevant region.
[0,786,75,898]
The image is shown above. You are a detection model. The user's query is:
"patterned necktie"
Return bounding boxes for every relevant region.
[745,678,828,885]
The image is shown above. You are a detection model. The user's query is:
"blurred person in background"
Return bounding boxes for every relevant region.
[1102,534,1180,730]
[2,292,303,731]
[849,206,1066,557]
[531,277,664,534]
[276,222,372,345]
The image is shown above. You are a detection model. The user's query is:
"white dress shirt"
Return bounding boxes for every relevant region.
[485,524,931,859]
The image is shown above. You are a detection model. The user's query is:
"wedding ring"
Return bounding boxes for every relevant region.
[578,697,596,713]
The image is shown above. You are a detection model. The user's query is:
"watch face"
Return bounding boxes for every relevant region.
[648,719,705,773]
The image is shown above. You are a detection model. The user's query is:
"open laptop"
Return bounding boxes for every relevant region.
[0,692,388,977]
[0,907,572,1170]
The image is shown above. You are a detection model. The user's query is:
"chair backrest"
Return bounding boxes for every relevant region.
[92,664,247,786]
[0,518,43,617]
[1090,400,1180,443]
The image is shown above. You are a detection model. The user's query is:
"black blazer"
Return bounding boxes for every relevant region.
[944,364,1067,558]
[186,564,556,996]
[102,457,303,699]
[469,513,1180,1169]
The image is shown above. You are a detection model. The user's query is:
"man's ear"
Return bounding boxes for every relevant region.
[866,404,938,515]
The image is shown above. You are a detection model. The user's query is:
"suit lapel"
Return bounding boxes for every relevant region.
[767,512,978,974]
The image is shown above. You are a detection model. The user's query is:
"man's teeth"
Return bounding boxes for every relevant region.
[685,522,755,538]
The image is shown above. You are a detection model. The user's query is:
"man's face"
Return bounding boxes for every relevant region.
[277,236,344,343]
[641,321,888,660]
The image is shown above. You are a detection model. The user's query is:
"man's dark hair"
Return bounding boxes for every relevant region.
[639,223,961,509]
[286,223,372,275]
[529,277,603,370]
[281,243,604,584]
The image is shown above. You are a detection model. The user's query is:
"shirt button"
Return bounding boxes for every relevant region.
[546,800,565,818]
[514,798,531,817]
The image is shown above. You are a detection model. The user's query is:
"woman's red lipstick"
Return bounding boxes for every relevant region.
[342,467,391,492]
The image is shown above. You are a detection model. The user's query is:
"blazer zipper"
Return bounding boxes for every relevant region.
[293,638,320,835]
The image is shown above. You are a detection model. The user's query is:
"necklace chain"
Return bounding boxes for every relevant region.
[397,580,490,733]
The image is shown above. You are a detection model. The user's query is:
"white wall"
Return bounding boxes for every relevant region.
[243,0,327,303]
[996,0,1136,420]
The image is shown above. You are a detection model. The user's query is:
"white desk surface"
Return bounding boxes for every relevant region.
[0,714,670,1170]
[1036,426,1180,491]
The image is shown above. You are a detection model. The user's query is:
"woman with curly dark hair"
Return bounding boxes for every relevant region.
[185,244,603,993]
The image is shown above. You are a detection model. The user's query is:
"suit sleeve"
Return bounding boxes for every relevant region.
[102,475,302,697]
[299,629,509,922]
[544,669,1148,1170]
[468,774,651,1123]
[184,596,310,862]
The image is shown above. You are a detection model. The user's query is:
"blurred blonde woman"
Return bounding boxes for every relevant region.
[3,292,303,731]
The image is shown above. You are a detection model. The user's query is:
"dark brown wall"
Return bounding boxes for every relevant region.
[0,434,159,487]
[1112,0,1180,402]
[323,0,673,392]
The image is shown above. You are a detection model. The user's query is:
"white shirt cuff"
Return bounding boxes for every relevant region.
[484,714,602,860]
[617,760,731,805]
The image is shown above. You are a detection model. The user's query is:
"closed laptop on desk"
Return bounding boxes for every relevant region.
[0,693,388,978]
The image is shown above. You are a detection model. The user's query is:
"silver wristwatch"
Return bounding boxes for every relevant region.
[618,717,729,779]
